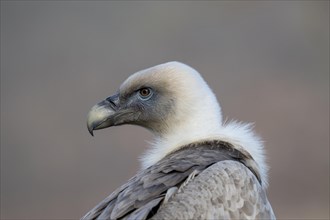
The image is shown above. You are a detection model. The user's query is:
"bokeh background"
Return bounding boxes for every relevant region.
[1,1,329,219]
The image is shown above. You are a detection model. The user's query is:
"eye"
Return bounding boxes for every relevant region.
[138,88,152,100]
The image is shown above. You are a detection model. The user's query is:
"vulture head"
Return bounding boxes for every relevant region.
[87,61,268,185]
[87,61,221,138]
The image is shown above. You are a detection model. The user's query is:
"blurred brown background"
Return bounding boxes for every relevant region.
[1,1,329,219]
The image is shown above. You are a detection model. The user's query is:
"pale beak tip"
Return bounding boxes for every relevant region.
[87,122,94,136]
[87,100,116,137]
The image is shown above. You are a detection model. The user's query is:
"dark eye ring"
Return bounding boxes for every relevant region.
[139,88,152,99]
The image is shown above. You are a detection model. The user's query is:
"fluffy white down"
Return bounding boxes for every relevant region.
[141,121,268,188]
[136,62,269,188]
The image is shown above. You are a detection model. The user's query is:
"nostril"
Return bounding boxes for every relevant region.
[108,99,116,109]
[106,94,119,109]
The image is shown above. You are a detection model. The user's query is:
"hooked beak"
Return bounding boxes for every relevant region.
[87,94,119,136]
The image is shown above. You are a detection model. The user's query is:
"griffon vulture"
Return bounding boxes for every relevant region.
[83,62,275,219]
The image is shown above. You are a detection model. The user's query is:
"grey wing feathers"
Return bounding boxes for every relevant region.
[81,141,274,220]
[152,161,276,219]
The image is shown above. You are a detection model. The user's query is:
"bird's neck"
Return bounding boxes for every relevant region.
[160,110,222,143]
[141,98,223,169]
